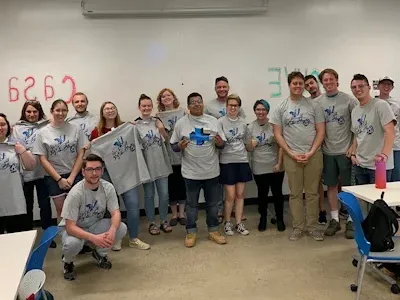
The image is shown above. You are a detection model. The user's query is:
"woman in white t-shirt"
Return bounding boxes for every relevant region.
[0,113,37,234]
[156,88,187,227]
[135,94,173,235]
[33,99,87,219]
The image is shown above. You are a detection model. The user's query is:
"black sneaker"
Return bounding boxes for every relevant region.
[50,241,57,248]
[63,262,76,281]
[92,250,112,269]
[79,245,93,255]
[277,220,286,232]
[339,207,349,219]
[318,210,327,225]
[258,216,267,232]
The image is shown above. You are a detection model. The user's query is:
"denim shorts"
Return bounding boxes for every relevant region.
[44,173,83,197]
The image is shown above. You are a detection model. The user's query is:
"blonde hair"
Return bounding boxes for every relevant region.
[157,88,180,112]
[226,94,242,107]
[96,101,123,137]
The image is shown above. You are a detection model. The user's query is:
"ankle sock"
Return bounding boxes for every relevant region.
[331,210,339,222]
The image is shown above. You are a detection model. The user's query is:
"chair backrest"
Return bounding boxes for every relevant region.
[26,226,59,273]
[338,192,371,256]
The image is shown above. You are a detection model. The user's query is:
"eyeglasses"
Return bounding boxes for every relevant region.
[189,100,203,105]
[351,84,369,90]
[103,107,116,112]
[84,167,103,173]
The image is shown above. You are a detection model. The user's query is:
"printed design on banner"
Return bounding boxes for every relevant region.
[355,114,374,135]
[0,153,18,173]
[255,131,275,147]
[22,128,37,147]
[226,127,243,143]
[50,135,76,156]
[112,136,136,160]
[324,106,345,125]
[189,127,210,146]
[284,108,311,127]
[78,200,105,221]
[142,130,163,150]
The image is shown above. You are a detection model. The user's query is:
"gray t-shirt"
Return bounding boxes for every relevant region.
[217,116,249,164]
[11,120,49,182]
[61,179,119,229]
[247,120,279,175]
[351,98,396,170]
[204,98,247,120]
[387,98,400,151]
[156,108,185,166]
[0,141,26,217]
[33,123,88,175]
[88,123,151,195]
[135,117,172,180]
[317,91,358,155]
[170,114,226,180]
[269,96,325,153]
[67,112,99,141]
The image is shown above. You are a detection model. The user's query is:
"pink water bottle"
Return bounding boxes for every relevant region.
[375,161,386,189]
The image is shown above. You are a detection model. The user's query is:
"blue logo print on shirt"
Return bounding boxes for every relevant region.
[22,128,36,147]
[112,136,136,160]
[78,200,105,222]
[80,123,91,139]
[189,128,210,145]
[226,127,242,143]
[324,106,345,125]
[0,153,18,173]
[167,116,178,130]
[142,130,163,150]
[255,132,275,147]
[354,114,374,135]
[285,108,311,127]
[219,108,226,117]
[49,135,76,156]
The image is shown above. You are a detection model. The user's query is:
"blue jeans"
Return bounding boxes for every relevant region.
[391,150,400,182]
[184,176,220,233]
[354,165,393,185]
[143,177,169,223]
[121,186,140,239]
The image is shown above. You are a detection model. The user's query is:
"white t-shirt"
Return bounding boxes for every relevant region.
[67,112,99,140]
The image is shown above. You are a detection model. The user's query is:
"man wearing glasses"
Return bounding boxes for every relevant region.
[350,74,396,185]
[60,154,127,280]
[170,92,227,248]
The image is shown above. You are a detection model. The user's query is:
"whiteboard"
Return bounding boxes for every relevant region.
[0,0,399,219]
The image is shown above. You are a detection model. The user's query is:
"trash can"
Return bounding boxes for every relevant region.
[18,269,47,300]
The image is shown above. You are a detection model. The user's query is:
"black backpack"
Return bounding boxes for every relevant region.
[362,192,399,252]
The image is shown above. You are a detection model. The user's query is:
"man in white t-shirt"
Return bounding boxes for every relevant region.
[60,154,127,280]
[377,76,400,182]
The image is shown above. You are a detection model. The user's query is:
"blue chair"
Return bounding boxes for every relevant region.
[26,226,59,273]
[338,192,400,299]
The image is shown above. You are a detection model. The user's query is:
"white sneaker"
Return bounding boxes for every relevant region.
[111,240,122,251]
[129,238,151,250]
[236,223,249,235]
[224,221,234,236]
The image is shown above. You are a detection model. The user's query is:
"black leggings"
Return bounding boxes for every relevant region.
[253,171,285,221]
[0,214,29,234]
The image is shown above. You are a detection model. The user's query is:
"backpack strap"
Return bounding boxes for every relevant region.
[375,200,399,235]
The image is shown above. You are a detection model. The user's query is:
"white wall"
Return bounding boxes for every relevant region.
[0,0,399,219]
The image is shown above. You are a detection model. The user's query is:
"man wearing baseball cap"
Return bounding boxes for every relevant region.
[378,76,400,181]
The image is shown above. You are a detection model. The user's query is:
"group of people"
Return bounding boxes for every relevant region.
[0,70,397,281]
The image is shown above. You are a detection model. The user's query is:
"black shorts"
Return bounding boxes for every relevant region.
[168,165,186,204]
[219,163,253,185]
[44,173,83,198]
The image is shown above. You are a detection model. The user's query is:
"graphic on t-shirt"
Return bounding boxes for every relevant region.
[226,127,242,143]
[0,153,18,173]
[219,108,226,117]
[255,132,275,147]
[78,199,105,222]
[22,128,36,146]
[285,108,311,127]
[142,130,163,150]
[355,114,374,135]
[189,127,210,145]
[80,123,91,139]
[50,135,76,156]
[167,116,178,131]
[324,106,345,125]
[112,136,136,160]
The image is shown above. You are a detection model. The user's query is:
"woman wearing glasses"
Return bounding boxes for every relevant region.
[89,101,151,251]
[33,99,87,220]
[218,94,252,236]
[11,101,56,246]
[247,99,285,232]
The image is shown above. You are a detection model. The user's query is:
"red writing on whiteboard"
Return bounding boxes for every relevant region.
[8,75,77,103]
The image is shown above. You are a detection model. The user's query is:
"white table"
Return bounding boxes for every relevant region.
[0,230,37,300]
[342,182,400,206]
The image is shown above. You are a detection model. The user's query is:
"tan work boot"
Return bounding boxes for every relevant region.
[185,233,197,248]
[208,231,227,245]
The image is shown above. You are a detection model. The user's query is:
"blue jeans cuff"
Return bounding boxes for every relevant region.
[186,227,197,234]
[208,226,219,232]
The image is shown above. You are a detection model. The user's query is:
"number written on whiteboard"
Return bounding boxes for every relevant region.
[8,75,77,103]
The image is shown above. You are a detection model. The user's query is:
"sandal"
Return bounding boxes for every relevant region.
[178,217,187,226]
[148,223,160,235]
[169,217,178,226]
[160,221,172,233]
